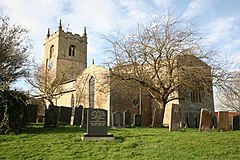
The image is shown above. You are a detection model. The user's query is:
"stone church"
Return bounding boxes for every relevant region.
[43,21,214,126]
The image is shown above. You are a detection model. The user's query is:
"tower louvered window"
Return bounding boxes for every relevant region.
[69,45,75,57]
[190,89,202,103]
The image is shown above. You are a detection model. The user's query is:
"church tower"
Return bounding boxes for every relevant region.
[43,20,87,81]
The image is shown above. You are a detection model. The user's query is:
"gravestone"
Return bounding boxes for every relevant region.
[169,104,181,131]
[211,115,217,129]
[134,114,141,127]
[81,108,88,128]
[123,110,131,127]
[232,116,239,131]
[81,108,114,141]
[73,105,83,125]
[199,108,212,132]
[217,111,229,132]
[58,106,72,125]
[195,113,200,128]
[26,104,38,123]
[44,108,58,127]
[112,112,123,127]
[152,108,164,127]
[187,112,195,128]
[49,105,60,120]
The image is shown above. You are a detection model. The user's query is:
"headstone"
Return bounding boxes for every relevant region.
[152,108,164,127]
[49,105,60,120]
[73,105,83,125]
[112,112,123,127]
[134,114,141,127]
[217,111,229,132]
[58,106,72,125]
[199,108,212,132]
[26,104,38,123]
[211,115,217,129]
[169,104,181,131]
[123,110,131,127]
[187,112,195,128]
[81,108,114,141]
[81,108,88,128]
[195,113,200,128]
[232,116,239,131]
[44,108,58,127]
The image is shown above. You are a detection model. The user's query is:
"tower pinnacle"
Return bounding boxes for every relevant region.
[58,19,62,30]
[83,26,87,37]
[46,28,50,38]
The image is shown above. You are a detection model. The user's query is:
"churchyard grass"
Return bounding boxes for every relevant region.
[0,124,240,159]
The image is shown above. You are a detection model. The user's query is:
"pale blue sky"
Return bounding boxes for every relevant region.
[0,0,240,91]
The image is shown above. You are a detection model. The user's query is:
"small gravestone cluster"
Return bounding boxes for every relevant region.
[186,109,240,132]
[44,105,83,127]
[112,111,141,128]
[168,104,240,132]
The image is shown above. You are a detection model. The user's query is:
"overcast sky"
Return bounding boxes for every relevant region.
[1,0,240,92]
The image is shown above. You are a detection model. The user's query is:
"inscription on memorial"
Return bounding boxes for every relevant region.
[89,110,106,127]
[87,108,107,136]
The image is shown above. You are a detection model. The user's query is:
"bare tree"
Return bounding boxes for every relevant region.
[104,14,222,126]
[218,72,240,111]
[0,12,31,87]
[27,63,72,106]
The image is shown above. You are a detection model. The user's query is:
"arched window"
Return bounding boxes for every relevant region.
[71,94,75,107]
[89,76,95,108]
[71,94,75,116]
[69,45,75,57]
[50,45,54,59]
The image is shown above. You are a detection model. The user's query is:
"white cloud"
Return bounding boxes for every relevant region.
[153,0,172,9]
[206,16,239,43]
[1,0,239,67]
[205,15,240,69]
[0,0,177,65]
[183,0,212,19]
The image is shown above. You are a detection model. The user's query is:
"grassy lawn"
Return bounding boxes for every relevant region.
[0,124,240,160]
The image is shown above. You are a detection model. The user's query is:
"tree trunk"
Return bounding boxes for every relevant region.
[152,102,165,127]
[47,99,55,107]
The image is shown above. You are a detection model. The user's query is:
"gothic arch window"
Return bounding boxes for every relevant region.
[89,76,95,108]
[71,94,75,116]
[69,45,75,57]
[50,45,54,59]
